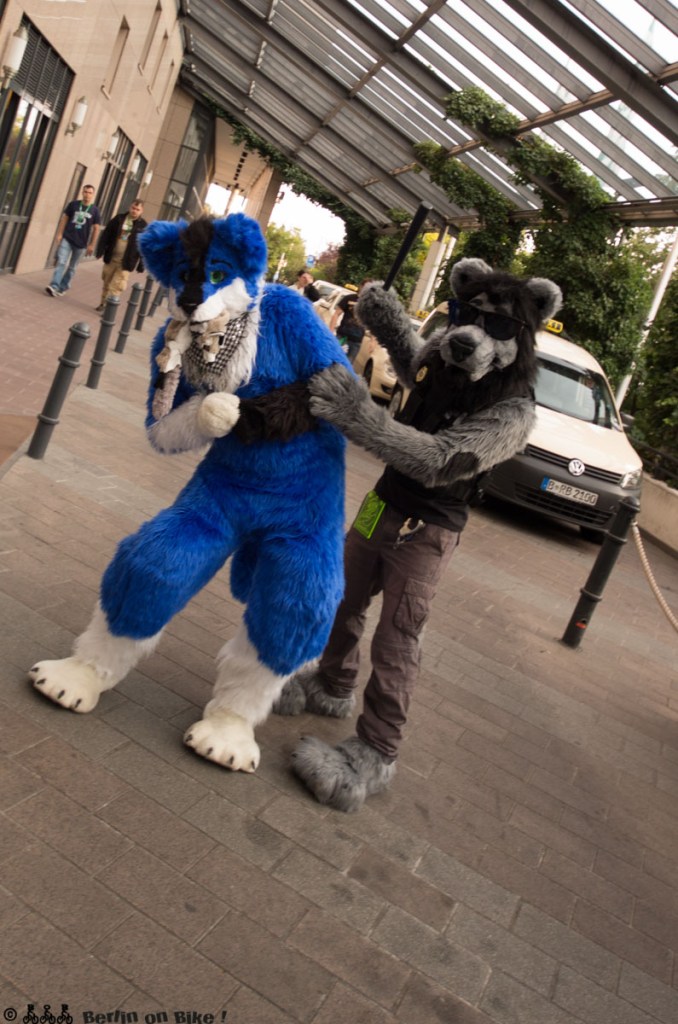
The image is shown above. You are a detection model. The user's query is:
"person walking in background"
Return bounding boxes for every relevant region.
[293,269,320,302]
[329,278,373,363]
[95,199,148,312]
[46,184,102,297]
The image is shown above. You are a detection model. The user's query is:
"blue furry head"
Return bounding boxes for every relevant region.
[138,213,268,320]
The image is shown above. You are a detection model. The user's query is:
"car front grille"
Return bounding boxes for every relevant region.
[525,445,623,485]
[514,484,612,526]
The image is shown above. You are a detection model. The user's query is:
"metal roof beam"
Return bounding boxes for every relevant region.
[502,0,678,146]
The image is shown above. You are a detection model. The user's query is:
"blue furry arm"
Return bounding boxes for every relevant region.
[309,363,535,487]
[355,284,421,388]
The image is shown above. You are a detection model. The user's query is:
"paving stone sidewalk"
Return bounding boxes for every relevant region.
[0,261,677,1023]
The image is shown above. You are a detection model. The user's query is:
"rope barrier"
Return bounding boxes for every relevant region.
[631,523,678,633]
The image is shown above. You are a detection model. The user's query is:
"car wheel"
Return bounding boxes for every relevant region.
[580,526,605,543]
[387,384,403,418]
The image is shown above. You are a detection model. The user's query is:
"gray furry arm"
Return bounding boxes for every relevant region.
[309,363,535,487]
[355,285,421,388]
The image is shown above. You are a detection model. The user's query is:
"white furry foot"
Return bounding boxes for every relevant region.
[291,735,396,812]
[273,667,355,718]
[184,708,260,772]
[28,657,104,713]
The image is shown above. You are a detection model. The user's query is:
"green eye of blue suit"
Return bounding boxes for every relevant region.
[210,270,226,285]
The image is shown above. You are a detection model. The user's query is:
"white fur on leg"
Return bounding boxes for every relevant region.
[29,603,163,714]
[183,625,289,771]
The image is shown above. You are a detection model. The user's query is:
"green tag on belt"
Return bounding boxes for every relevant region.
[353,490,386,539]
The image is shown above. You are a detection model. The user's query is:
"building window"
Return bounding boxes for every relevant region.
[104,18,129,95]
[150,31,168,92]
[159,105,211,221]
[140,2,162,72]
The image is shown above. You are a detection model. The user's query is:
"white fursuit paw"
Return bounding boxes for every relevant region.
[196,392,240,437]
[184,708,260,772]
[28,657,104,713]
[292,735,396,812]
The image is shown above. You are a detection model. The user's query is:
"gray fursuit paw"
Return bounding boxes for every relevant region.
[292,735,396,812]
[272,666,355,718]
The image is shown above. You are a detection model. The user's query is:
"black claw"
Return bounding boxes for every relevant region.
[73,699,81,709]
[35,678,46,686]
[250,760,256,771]
[206,747,213,756]
[57,690,65,699]
[31,665,39,672]
[185,733,193,743]
[228,756,234,767]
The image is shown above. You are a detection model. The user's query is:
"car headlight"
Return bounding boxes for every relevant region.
[621,467,642,488]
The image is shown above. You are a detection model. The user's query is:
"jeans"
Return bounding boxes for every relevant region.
[50,239,85,294]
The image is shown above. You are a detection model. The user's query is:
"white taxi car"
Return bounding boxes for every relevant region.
[391,305,643,541]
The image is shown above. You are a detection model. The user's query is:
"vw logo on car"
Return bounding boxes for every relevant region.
[568,459,586,477]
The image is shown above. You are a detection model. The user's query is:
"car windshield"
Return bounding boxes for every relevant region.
[535,355,621,429]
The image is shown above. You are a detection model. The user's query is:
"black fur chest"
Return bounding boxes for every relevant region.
[399,352,531,433]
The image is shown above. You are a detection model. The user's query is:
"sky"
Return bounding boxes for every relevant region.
[206,183,345,259]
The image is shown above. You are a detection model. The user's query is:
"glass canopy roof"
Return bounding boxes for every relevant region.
[178,0,678,231]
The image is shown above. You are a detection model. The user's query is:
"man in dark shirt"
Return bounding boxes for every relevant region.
[46,184,102,297]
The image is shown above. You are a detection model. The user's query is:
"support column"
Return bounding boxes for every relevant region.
[408,226,456,314]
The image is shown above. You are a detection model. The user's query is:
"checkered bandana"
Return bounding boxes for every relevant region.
[182,312,250,392]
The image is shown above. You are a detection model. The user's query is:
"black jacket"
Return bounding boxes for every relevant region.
[97,213,147,271]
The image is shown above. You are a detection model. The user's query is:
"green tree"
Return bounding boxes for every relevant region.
[264,223,306,283]
[631,270,678,457]
[313,243,341,283]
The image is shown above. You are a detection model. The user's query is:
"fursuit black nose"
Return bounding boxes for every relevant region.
[450,334,477,362]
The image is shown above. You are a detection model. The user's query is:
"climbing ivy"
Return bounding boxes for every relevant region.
[414,140,523,271]
[421,87,654,386]
[211,104,424,296]
[445,87,521,138]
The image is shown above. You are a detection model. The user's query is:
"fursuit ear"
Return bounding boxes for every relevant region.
[450,257,493,295]
[211,213,268,282]
[137,220,186,287]
[525,277,563,323]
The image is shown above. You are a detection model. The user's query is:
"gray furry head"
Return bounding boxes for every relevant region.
[439,258,562,382]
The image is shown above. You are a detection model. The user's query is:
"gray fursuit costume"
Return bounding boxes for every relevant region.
[276,257,562,811]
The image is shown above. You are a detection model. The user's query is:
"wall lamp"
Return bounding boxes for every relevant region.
[127,154,141,181]
[1,25,28,90]
[142,170,153,189]
[65,96,88,136]
[102,129,120,161]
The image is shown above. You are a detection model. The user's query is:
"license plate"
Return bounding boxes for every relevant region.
[540,477,598,506]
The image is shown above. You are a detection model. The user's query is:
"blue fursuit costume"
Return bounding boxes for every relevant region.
[29,213,350,773]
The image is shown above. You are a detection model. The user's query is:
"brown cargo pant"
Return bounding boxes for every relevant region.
[317,501,459,760]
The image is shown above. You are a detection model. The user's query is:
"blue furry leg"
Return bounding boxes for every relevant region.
[101,477,236,638]
[242,532,344,677]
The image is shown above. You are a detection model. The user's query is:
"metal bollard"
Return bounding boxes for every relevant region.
[148,284,166,318]
[86,295,120,388]
[134,274,154,331]
[27,322,91,459]
[562,495,641,648]
[114,283,142,354]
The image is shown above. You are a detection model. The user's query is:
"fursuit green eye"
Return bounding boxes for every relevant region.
[209,270,226,285]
